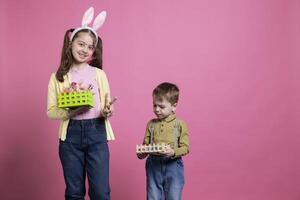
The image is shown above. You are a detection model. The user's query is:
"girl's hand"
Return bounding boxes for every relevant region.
[101,94,117,118]
[68,106,90,118]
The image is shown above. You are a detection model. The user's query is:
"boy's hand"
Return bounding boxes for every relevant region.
[158,145,175,157]
[68,106,90,118]
[136,152,149,159]
[102,94,117,118]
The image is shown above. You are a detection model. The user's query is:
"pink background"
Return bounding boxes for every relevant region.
[1,0,300,199]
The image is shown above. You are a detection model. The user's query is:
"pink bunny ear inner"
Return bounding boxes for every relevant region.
[92,11,107,31]
[82,7,94,26]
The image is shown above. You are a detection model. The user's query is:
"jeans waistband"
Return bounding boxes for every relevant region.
[149,155,182,161]
[69,118,104,126]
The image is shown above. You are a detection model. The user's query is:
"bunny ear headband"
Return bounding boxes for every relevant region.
[70,7,107,44]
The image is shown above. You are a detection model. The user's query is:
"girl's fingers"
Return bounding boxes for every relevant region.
[109,97,117,105]
[104,97,117,111]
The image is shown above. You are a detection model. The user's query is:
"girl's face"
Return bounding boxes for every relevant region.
[71,32,96,64]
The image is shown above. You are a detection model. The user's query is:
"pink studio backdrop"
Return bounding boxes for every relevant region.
[1,0,300,199]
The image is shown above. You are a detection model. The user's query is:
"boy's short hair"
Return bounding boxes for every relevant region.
[153,82,179,105]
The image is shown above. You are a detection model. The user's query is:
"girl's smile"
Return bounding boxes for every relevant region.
[71,32,96,64]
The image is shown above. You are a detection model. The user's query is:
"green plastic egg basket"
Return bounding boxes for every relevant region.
[58,91,94,108]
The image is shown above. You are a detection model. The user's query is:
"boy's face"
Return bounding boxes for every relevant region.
[153,96,177,120]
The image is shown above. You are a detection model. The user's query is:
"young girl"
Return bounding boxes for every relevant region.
[47,7,115,200]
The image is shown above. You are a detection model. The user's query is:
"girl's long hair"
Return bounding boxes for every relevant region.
[56,29,103,82]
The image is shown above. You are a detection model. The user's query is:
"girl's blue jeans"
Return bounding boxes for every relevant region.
[59,118,110,200]
[146,155,185,200]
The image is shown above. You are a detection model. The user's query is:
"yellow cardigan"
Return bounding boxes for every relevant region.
[47,68,115,141]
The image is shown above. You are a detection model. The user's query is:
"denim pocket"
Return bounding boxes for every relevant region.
[146,157,154,174]
[90,121,107,144]
[94,122,106,132]
[176,159,184,168]
[66,124,81,143]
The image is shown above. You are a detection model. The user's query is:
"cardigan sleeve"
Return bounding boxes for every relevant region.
[100,70,112,104]
[95,68,116,141]
[47,73,69,120]
[96,68,111,108]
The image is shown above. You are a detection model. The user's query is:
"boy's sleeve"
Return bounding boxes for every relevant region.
[142,121,152,145]
[173,120,189,159]
[47,73,69,120]
[137,121,152,159]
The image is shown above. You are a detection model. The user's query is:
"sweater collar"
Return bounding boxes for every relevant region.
[161,114,176,123]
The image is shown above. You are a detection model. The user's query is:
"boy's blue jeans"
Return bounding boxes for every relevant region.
[59,118,110,200]
[146,155,185,200]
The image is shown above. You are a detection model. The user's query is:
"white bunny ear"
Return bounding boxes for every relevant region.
[82,7,94,26]
[92,11,107,31]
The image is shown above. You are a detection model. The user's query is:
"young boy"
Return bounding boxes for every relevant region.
[137,82,189,200]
